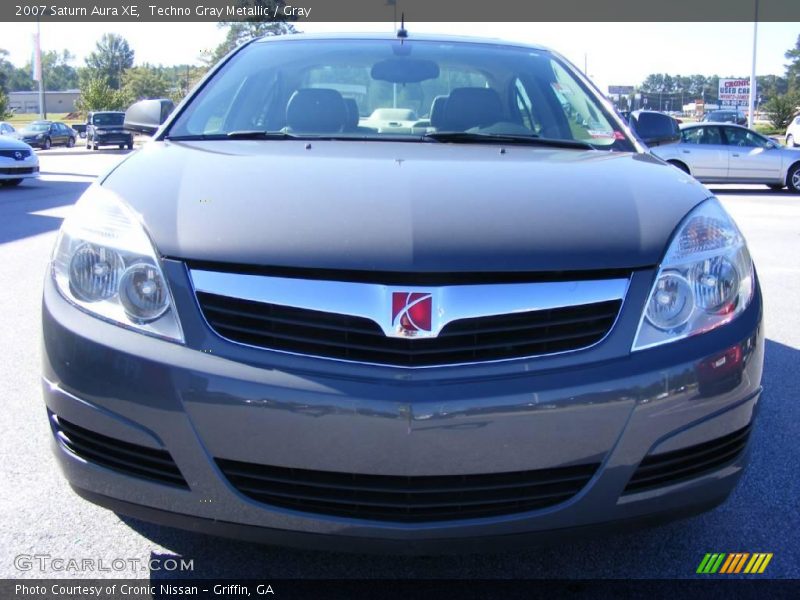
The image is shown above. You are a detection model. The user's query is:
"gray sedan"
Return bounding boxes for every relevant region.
[654,123,800,192]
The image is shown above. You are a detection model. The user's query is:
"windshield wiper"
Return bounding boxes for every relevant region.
[165,131,301,141]
[225,130,301,140]
[423,131,596,150]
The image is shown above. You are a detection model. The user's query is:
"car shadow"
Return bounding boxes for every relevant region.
[38,148,134,157]
[0,178,90,244]
[116,338,799,579]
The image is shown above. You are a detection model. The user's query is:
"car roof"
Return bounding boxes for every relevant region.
[680,122,753,132]
[253,32,550,52]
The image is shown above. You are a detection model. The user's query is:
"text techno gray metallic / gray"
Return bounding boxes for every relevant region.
[42,34,763,553]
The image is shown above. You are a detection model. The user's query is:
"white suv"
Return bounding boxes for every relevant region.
[786,114,800,147]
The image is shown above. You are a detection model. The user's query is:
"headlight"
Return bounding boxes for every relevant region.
[35,133,45,139]
[632,197,754,351]
[51,185,183,342]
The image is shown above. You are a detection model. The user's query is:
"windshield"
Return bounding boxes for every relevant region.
[91,113,125,126]
[26,122,50,132]
[168,38,631,150]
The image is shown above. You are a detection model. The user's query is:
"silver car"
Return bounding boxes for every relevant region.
[0,136,40,187]
[42,33,763,553]
[654,122,800,192]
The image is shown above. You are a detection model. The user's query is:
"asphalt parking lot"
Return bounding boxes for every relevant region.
[0,146,798,580]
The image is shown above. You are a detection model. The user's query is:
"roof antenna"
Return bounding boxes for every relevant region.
[397,13,408,41]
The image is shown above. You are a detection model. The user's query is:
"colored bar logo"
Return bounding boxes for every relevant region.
[697,553,773,574]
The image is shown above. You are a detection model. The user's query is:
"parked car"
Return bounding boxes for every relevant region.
[701,110,747,125]
[86,111,134,150]
[785,114,800,148]
[18,120,76,149]
[653,122,800,192]
[0,121,17,137]
[43,33,763,553]
[0,136,39,186]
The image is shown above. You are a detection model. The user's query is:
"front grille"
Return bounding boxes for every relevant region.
[217,459,600,522]
[0,149,31,160]
[197,292,621,366]
[0,167,36,175]
[623,425,751,494]
[50,413,188,488]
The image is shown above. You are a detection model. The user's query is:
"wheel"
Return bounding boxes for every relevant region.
[767,184,784,191]
[788,163,800,194]
[127,141,134,150]
[788,135,796,148]
[1,179,23,187]
[67,136,75,148]
[668,160,690,175]
[42,137,51,150]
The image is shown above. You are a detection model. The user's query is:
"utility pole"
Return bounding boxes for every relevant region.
[34,18,46,119]
[748,0,759,128]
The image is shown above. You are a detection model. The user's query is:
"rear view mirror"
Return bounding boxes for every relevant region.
[124,99,175,135]
[629,111,681,147]
[371,58,440,84]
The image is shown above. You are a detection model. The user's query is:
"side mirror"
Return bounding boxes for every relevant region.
[629,111,681,147]
[124,99,175,135]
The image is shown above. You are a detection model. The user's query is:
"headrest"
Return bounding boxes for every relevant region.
[286,88,347,133]
[430,95,448,128]
[441,87,503,131]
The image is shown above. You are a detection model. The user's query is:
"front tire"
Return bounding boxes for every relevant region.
[42,137,51,150]
[788,163,800,194]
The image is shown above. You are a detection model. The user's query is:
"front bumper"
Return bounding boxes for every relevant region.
[41,264,764,552]
[90,131,132,145]
[0,160,39,180]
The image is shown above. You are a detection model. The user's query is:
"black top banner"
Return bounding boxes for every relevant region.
[3,0,800,22]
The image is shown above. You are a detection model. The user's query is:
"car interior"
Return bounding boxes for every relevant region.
[172,40,626,149]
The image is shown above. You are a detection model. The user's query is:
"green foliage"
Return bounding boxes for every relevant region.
[85,33,134,89]
[0,89,11,120]
[75,77,128,112]
[786,35,800,93]
[764,93,799,130]
[122,64,170,102]
[206,1,298,66]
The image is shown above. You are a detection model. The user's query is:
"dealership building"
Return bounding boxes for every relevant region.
[7,90,79,114]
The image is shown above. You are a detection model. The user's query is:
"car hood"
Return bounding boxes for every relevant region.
[0,136,35,150]
[101,140,710,273]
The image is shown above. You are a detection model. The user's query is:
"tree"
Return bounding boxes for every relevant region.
[122,65,170,102]
[206,1,298,64]
[764,92,799,130]
[0,90,10,120]
[75,77,128,112]
[786,35,800,93]
[85,33,134,89]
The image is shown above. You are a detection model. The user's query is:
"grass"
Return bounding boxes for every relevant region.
[6,112,82,127]
[754,123,783,136]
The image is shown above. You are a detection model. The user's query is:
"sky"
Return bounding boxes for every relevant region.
[0,21,798,92]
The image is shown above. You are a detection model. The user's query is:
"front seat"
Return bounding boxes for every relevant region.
[440,87,504,131]
[286,88,348,134]
[429,95,448,129]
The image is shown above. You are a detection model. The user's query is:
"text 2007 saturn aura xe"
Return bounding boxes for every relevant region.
[42,33,763,552]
